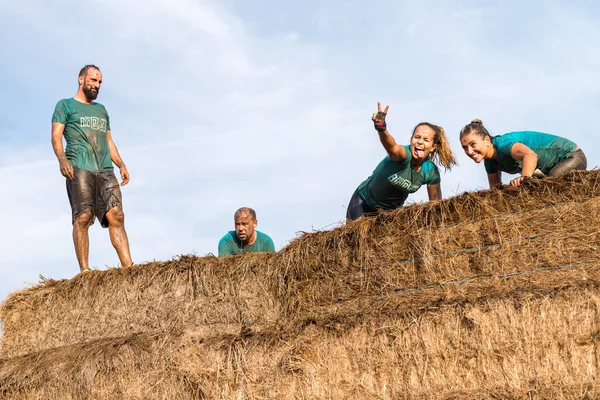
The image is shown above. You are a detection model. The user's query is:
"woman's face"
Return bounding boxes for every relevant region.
[460,132,492,163]
[410,125,437,161]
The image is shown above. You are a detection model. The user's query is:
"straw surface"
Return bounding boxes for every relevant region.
[0,253,279,358]
[1,171,599,398]
[1,271,599,399]
[3,172,600,357]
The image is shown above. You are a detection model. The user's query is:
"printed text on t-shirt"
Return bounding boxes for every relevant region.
[80,116,108,132]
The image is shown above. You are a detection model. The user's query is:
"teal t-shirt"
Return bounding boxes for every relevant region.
[357,145,441,210]
[485,131,577,175]
[218,230,276,256]
[52,98,113,172]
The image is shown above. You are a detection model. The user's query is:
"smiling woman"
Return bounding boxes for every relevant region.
[459,120,587,189]
[346,102,457,221]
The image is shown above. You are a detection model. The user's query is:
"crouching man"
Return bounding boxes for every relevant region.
[218,207,275,256]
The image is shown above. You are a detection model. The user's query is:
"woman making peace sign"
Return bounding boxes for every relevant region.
[346,102,457,220]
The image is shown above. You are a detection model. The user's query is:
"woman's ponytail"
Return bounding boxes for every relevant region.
[414,122,457,171]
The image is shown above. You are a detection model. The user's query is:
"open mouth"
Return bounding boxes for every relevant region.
[414,146,425,158]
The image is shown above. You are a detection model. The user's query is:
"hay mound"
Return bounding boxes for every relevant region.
[0,253,281,358]
[1,171,600,399]
[1,269,599,399]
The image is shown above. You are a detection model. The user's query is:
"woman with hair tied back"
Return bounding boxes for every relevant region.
[346,102,457,220]
[459,120,587,189]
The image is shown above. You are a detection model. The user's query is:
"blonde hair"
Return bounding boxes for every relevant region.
[413,122,457,171]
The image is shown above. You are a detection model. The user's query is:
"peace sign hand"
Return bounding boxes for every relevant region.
[372,102,389,132]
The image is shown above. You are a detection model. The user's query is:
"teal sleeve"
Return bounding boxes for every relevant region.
[422,163,441,185]
[266,236,275,252]
[102,105,111,130]
[218,235,234,256]
[52,100,67,124]
[495,136,519,160]
[429,168,441,185]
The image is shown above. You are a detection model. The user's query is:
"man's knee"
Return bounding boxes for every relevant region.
[74,211,94,227]
[106,207,125,226]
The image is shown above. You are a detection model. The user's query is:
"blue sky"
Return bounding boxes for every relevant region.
[0,0,599,304]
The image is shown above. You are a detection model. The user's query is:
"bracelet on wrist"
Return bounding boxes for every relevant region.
[374,121,387,132]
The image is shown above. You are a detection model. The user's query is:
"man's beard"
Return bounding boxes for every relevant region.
[83,86,99,101]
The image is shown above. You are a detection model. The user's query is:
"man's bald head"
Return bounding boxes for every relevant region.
[234,207,256,220]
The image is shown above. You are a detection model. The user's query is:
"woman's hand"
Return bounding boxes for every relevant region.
[372,102,389,132]
[510,175,531,188]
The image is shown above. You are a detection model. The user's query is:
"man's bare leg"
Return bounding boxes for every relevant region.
[73,211,93,272]
[105,206,133,267]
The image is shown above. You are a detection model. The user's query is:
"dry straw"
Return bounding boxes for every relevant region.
[0,253,281,358]
[3,172,600,357]
[1,268,599,399]
[1,171,600,398]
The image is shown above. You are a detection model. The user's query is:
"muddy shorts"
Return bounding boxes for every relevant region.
[547,149,587,177]
[66,167,123,228]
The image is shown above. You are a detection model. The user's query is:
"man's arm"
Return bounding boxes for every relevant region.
[51,122,74,179]
[426,183,442,201]
[106,130,130,186]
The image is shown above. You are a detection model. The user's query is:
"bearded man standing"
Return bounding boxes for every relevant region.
[51,65,133,273]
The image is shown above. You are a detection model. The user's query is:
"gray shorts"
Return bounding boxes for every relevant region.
[547,148,587,176]
[66,167,123,228]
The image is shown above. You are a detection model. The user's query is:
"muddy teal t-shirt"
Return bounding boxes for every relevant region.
[357,145,441,210]
[52,98,113,172]
[218,231,276,256]
[485,131,577,175]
